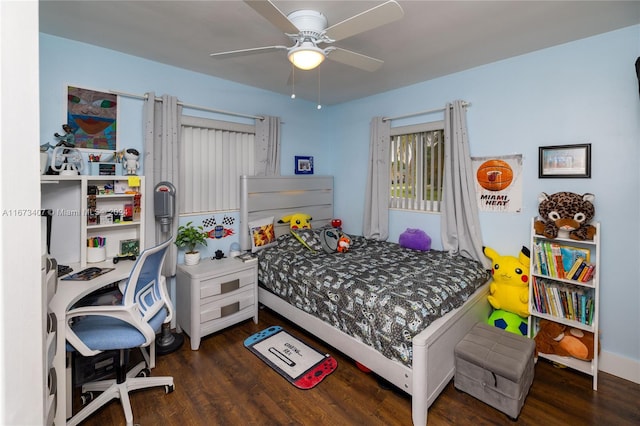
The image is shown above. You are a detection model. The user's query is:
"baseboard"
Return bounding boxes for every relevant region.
[599,350,640,384]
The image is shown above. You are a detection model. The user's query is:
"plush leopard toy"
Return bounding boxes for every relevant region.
[534,192,596,240]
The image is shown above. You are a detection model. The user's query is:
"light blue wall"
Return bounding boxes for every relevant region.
[40,34,329,260]
[327,25,640,363]
[40,26,640,364]
[39,34,329,177]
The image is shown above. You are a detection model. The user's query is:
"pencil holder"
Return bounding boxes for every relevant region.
[87,247,106,263]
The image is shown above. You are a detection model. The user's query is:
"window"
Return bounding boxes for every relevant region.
[390,121,445,212]
[180,116,255,214]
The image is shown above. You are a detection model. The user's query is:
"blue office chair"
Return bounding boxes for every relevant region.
[65,237,175,426]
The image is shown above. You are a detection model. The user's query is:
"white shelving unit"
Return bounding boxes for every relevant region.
[42,255,57,425]
[41,175,145,268]
[528,218,600,390]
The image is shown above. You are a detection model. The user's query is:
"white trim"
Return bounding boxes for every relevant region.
[599,350,640,384]
[182,115,254,133]
[390,120,444,136]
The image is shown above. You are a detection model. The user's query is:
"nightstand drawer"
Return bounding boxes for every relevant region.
[200,269,255,299]
[200,289,255,323]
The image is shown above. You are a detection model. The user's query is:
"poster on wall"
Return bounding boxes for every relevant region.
[65,85,118,150]
[471,154,523,213]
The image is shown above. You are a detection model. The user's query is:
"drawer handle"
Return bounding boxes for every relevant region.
[220,301,240,317]
[48,368,57,395]
[221,279,240,294]
[47,312,57,334]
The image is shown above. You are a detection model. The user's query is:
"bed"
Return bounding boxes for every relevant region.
[240,175,492,425]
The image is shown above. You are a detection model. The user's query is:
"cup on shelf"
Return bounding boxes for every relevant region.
[87,246,106,263]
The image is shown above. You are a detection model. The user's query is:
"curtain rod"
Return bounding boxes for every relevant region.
[110,89,264,121]
[382,101,470,122]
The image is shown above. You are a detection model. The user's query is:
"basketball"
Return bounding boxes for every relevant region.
[476,159,513,191]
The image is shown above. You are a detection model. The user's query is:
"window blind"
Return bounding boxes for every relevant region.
[180,116,255,214]
[389,123,444,212]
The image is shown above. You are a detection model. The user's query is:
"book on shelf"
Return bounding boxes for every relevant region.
[532,277,594,325]
[570,260,588,280]
[582,264,596,282]
[533,240,593,282]
[550,243,565,279]
[559,244,591,271]
[566,257,585,279]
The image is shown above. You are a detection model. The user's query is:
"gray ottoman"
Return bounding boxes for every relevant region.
[454,322,535,419]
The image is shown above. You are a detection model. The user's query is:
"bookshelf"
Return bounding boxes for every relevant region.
[528,218,600,390]
[41,175,145,268]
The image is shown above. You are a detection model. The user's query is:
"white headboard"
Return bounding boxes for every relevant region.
[239,175,334,251]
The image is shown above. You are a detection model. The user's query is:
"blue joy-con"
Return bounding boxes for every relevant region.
[243,325,282,347]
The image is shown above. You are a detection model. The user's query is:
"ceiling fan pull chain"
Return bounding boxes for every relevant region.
[317,67,322,110]
[291,63,296,99]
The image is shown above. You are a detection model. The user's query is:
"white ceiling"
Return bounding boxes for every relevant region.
[39,1,640,105]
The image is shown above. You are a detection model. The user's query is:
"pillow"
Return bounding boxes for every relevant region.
[290,228,323,252]
[248,216,277,253]
[319,228,342,254]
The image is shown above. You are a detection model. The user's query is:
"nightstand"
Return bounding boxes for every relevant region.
[176,257,258,350]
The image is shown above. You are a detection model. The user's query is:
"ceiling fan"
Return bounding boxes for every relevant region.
[210,0,404,72]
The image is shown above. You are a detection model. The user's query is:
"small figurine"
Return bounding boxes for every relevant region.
[54,124,76,147]
[122,148,140,175]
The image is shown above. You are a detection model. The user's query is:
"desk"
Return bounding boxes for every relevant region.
[49,260,135,425]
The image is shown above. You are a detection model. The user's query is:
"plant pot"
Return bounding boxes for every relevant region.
[184,251,201,266]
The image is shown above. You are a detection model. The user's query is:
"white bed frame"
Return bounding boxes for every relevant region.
[240,175,491,425]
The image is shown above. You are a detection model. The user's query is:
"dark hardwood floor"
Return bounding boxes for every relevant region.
[74,306,640,425]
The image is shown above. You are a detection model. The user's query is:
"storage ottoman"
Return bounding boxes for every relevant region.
[454,322,535,419]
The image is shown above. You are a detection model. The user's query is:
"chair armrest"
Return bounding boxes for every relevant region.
[159,275,174,323]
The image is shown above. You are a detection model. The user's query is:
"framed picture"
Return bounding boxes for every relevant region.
[64,85,118,151]
[119,238,140,256]
[538,143,591,178]
[295,156,314,175]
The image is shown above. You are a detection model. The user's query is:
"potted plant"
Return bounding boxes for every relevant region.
[175,221,208,265]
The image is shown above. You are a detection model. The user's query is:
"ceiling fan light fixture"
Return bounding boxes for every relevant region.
[288,43,325,70]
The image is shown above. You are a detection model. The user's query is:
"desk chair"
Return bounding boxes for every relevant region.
[65,238,175,426]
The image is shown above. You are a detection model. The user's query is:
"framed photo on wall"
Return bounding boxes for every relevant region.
[295,156,314,174]
[538,143,591,178]
[64,85,118,151]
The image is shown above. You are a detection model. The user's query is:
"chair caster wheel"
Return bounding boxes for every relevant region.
[80,391,95,405]
[137,368,151,377]
[165,384,175,394]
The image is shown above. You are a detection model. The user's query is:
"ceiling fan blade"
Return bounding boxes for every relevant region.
[210,45,287,59]
[327,47,383,72]
[324,0,404,42]
[244,0,299,34]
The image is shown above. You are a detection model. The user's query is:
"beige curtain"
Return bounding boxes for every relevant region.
[363,116,391,240]
[143,93,182,276]
[440,100,489,268]
[254,115,281,176]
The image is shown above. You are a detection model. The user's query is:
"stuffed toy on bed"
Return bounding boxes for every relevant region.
[399,228,431,251]
[319,228,351,253]
[483,246,530,319]
[278,213,312,229]
[534,192,596,241]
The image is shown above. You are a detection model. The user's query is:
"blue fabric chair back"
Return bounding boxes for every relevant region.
[121,237,172,322]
